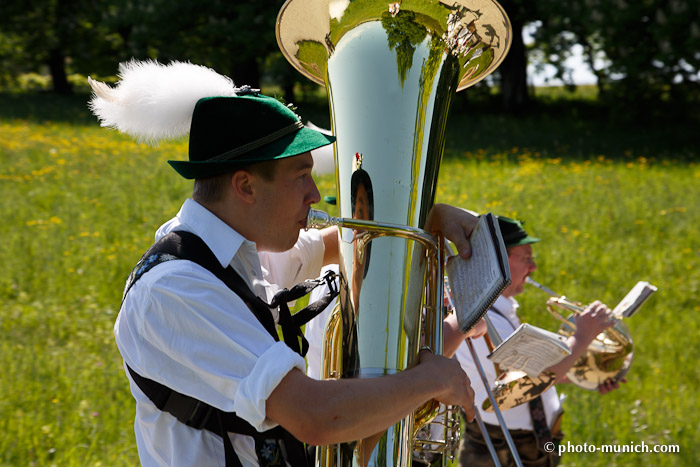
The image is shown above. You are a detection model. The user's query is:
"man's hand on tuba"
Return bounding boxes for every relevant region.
[548,300,619,384]
[417,349,477,422]
[424,203,480,259]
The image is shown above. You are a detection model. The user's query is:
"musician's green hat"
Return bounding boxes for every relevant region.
[168,94,336,179]
[496,215,540,247]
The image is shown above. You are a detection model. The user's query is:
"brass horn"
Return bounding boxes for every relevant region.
[278,0,512,465]
[526,277,635,390]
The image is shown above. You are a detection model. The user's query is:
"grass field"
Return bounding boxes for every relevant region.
[1,92,698,466]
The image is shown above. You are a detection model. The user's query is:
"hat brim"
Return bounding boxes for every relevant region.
[168,126,335,179]
[506,235,540,247]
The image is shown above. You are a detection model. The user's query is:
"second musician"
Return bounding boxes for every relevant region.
[453,215,623,467]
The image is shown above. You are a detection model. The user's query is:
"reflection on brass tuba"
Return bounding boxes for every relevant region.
[526,277,635,390]
[277,0,511,465]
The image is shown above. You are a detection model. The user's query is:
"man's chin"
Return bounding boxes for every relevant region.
[504,282,525,298]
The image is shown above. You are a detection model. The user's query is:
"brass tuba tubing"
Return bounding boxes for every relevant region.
[308,208,447,463]
[306,208,445,358]
[307,209,440,251]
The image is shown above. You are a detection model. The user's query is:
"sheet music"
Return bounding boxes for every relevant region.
[612,281,657,318]
[448,223,500,310]
[488,324,571,378]
[446,213,509,333]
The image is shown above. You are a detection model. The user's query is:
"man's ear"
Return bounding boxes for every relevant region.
[231,170,256,204]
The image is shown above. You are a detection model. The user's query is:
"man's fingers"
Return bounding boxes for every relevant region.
[461,381,476,421]
[452,237,472,259]
[463,403,476,422]
[598,378,621,394]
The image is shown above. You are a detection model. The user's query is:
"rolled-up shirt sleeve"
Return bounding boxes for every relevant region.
[233,341,306,431]
[117,260,305,432]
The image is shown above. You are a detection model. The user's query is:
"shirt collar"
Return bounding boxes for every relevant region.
[156,198,253,269]
[493,294,519,322]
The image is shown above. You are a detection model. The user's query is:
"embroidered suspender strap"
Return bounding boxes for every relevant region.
[124,230,339,355]
[125,365,283,435]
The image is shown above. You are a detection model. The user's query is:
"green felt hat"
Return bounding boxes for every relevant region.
[168,94,335,179]
[496,215,540,247]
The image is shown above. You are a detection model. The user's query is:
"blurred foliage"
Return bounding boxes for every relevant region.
[104,0,286,86]
[382,10,428,85]
[530,0,700,111]
[0,0,125,93]
[0,0,303,96]
[0,0,698,112]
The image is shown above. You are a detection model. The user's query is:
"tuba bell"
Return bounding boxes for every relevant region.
[278,1,511,465]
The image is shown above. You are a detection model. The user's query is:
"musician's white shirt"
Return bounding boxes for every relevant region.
[114,198,325,466]
[454,295,562,431]
[304,264,340,380]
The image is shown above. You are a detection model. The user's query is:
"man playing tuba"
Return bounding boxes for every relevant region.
[92,60,486,467]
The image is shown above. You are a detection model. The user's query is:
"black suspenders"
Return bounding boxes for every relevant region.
[122,231,338,467]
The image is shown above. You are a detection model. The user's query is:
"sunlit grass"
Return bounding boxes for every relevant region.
[0,116,191,465]
[1,94,698,466]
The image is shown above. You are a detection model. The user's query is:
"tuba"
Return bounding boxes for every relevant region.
[277,1,511,465]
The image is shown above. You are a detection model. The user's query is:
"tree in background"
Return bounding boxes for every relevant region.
[1,0,698,113]
[531,0,700,109]
[497,0,535,113]
[106,0,291,93]
[0,0,299,99]
[0,0,122,94]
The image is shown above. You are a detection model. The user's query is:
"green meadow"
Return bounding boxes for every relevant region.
[1,92,698,466]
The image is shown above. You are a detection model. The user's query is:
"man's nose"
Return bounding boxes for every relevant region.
[307,179,321,204]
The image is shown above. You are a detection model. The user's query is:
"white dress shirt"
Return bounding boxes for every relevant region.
[304,265,340,380]
[115,198,325,466]
[454,295,562,431]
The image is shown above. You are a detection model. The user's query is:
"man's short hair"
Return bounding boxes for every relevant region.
[192,160,278,204]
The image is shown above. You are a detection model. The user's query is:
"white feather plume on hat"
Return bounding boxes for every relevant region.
[88,60,238,144]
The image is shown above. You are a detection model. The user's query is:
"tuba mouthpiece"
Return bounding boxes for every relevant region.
[305,208,333,230]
